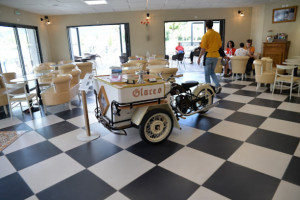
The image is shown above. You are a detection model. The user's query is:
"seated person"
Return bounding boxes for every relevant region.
[172,42,184,60]
[190,42,201,64]
[244,39,255,75]
[234,43,248,56]
[224,40,236,77]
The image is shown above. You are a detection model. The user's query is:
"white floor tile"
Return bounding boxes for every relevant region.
[230,80,253,85]
[89,150,155,190]
[0,117,22,129]
[188,186,230,200]
[260,118,300,138]
[159,147,225,185]
[0,156,16,178]
[294,142,300,157]
[102,128,141,149]
[203,107,235,120]
[105,192,130,200]
[168,125,205,146]
[25,195,39,200]
[49,129,88,152]
[46,104,76,114]
[220,87,239,94]
[2,131,46,154]
[256,93,287,101]
[25,115,64,130]
[209,121,256,141]
[277,102,300,113]
[19,153,84,193]
[228,143,292,179]
[224,94,254,104]
[238,104,275,117]
[67,113,98,128]
[273,181,300,200]
[242,85,267,92]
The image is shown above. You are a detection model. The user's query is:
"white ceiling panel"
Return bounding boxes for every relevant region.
[0,0,283,15]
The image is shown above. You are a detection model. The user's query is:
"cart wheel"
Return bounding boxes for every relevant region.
[139,109,173,144]
[195,89,213,114]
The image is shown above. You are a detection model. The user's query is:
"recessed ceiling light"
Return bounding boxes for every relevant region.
[84,0,107,5]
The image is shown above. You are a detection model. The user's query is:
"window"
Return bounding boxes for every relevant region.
[68,23,130,74]
[0,23,42,75]
[164,20,225,56]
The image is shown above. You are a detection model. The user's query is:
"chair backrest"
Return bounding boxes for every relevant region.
[58,60,73,65]
[59,64,76,74]
[52,74,72,93]
[1,72,17,84]
[147,65,168,70]
[230,56,249,73]
[155,54,165,59]
[261,57,273,71]
[121,62,139,68]
[76,62,92,79]
[149,68,178,80]
[148,60,169,66]
[275,64,297,82]
[5,82,27,96]
[0,75,5,88]
[215,57,223,73]
[253,60,263,75]
[128,56,137,60]
[40,62,56,67]
[69,69,81,85]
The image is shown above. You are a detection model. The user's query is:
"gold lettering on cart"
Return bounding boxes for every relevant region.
[132,87,162,98]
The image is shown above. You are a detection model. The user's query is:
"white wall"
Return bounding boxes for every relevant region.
[250,5,265,54]
[47,7,252,62]
[0,5,52,62]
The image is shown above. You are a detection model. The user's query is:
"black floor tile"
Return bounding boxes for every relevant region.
[36,121,79,139]
[120,166,199,200]
[55,108,84,120]
[126,140,183,164]
[0,172,33,200]
[214,92,230,100]
[0,151,3,156]
[284,96,300,104]
[249,82,258,86]
[233,90,261,97]
[37,170,115,200]
[216,99,245,110]
[270,109,300,123]
[225,111,266,127]
[179,115,222,131]
[6,141,62,170]
[219,79,234,83]
[66,139,122,168]
[203,162,280,200]
[248,98,282,108]
[246,129,299,155]
[222,83,245,89]
[283,156,300,186]
[0,123,33,132]
[188,132,243,159]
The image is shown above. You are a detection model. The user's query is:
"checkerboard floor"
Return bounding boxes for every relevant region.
[1,69,300,200]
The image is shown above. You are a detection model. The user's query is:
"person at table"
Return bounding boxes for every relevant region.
[190,42,201,64]
[234,43,248,56]
[244,39,255,75]
[172,42,184,60]
[223,40,236,77]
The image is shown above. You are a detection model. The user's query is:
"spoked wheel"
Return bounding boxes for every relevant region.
[195,89,213,114]
[139,109,173,144]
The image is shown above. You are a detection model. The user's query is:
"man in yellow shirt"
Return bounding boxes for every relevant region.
[197,20,222,93]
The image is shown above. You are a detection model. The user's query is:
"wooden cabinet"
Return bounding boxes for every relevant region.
[263,41,290,66]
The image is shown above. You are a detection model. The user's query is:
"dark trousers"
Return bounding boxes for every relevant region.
[190,51,194,62]
[246,57,255,74]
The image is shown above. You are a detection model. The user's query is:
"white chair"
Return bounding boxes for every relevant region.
[272,65,300,100]
[5,83,40,119]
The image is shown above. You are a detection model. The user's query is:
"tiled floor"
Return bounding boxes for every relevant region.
[1,63,300,200]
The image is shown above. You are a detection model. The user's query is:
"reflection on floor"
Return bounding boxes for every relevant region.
[1,61,300,200]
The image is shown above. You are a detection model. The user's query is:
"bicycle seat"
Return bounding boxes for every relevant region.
[181,81,199,90]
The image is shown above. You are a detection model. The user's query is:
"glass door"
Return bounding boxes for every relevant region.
[0,26,22,75]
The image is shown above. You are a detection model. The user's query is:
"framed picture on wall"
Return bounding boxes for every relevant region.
[273,6,297,23]
[98,86,109,116]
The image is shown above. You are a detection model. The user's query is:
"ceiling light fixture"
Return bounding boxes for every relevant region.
[141,13,150,25]
[238,10,244,17]
[40,16,51,25]
[83,0,107,5]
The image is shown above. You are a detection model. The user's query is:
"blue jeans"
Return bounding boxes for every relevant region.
[204,57,220,87]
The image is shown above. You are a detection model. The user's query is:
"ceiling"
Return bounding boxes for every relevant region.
[0,0,282,15]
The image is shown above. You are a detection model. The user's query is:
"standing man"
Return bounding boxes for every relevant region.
[197,20,222,94]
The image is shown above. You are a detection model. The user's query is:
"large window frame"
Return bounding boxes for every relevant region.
[164,19,225,54]
[0,22,43,75]
[67,23,131,60]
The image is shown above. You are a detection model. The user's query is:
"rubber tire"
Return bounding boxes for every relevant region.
[196,89,213,114]
[139,109,173,144]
